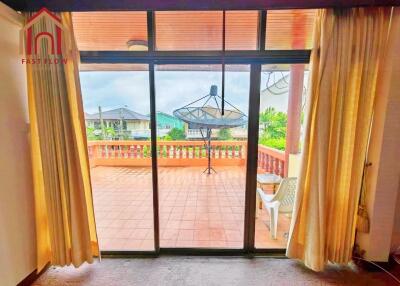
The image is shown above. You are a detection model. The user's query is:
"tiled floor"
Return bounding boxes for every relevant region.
[91,166,291,251]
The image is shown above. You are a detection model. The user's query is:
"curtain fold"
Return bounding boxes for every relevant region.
[26,12,99,271]
[286,7,394,271]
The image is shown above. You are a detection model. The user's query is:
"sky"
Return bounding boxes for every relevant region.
[79,69,310,117]
[79,70,277,116]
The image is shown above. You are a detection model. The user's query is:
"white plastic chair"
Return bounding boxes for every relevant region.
[256,177,297,239]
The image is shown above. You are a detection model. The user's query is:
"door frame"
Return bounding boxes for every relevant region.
[80,10,310,256]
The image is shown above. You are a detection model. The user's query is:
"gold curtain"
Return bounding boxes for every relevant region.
[286,8,393,271]
[26,12,99,271]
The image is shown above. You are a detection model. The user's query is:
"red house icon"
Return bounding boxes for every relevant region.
[20,7,66,56]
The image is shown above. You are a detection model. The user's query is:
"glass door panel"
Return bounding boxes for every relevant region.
[155,64,250,248]
[255,64,309,249]
[80,66,155,251]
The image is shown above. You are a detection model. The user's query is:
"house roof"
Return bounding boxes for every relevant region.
[85,107,149,121]
[156,111,181,120]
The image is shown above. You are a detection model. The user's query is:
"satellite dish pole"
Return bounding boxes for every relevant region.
[200,127,216,175]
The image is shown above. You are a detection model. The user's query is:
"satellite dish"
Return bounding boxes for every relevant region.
[173,85,247,129]
[173,85,247,174]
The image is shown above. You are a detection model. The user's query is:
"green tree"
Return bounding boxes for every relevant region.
[164,127,186,140]
[259,107,276,132]
[259,107,287,139]
[104,127,116,139]
[217,128,233,140]
[259,107,288,150]
[86,127,98,140]
[86,126,117,140]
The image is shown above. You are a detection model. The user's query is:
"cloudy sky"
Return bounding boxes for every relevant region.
[79,70,279,116]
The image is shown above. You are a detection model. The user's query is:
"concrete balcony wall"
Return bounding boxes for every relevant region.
[87,140,286,177]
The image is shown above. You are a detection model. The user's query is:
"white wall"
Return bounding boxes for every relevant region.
[0,3,36,285]
[387,21,400,251]
[391,182,400,252]
[356,10,400,261]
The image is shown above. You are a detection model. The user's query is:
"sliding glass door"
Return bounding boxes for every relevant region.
[254,64,309,249]
[79,63,309,252]
[154,64,250,249]
[80,65,155,251]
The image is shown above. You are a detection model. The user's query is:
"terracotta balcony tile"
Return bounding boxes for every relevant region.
[165,220,181,229]
[177,230,194,241]
[123,240,143,249]
[194,220,209,230]
[130,228,150,240]
[209,229,226,241]
[225,230,243,242]
[140,240,155,250]
[91,166,289,251]
[194,230,210,241]
[123,220,140,229]
[162,229,179,240]
[180,220,195,230]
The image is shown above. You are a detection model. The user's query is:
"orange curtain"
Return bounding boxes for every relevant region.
[286,8,394,271]
[26,12,99,271]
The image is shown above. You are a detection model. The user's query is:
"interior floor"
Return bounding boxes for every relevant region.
[32,257,395,286]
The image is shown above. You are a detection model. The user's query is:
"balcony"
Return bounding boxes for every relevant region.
[88,140,290,250]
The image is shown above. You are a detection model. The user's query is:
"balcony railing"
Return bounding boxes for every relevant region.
[87,140,285,177]
[257,145,285,177]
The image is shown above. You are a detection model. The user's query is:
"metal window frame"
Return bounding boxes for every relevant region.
[80,50,310,65]
[80,10,310,257]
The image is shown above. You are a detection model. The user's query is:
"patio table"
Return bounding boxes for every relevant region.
[256,173,282,194]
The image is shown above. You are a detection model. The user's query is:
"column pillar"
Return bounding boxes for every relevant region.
[285,64,304,176]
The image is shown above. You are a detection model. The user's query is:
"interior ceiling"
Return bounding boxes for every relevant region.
[266,9,315,49]
[72,12,148,51]
[2,0,398,11]
[155,11,224,51]
[72,10,315,52]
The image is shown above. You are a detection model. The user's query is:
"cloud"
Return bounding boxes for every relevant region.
[80,71,150,114]
[80,68,309,118]
[80,70,251,116]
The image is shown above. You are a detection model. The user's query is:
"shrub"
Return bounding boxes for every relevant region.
[259,135,286,151]
[217,128,233,140]
[86,126,116,140]
[165,127,186,141]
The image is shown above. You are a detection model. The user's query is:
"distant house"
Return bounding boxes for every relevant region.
[156,111,184,130]
[155,112,185,137]
[85,108,247,140]
[85,107,150,138]
[186,124,247,140]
